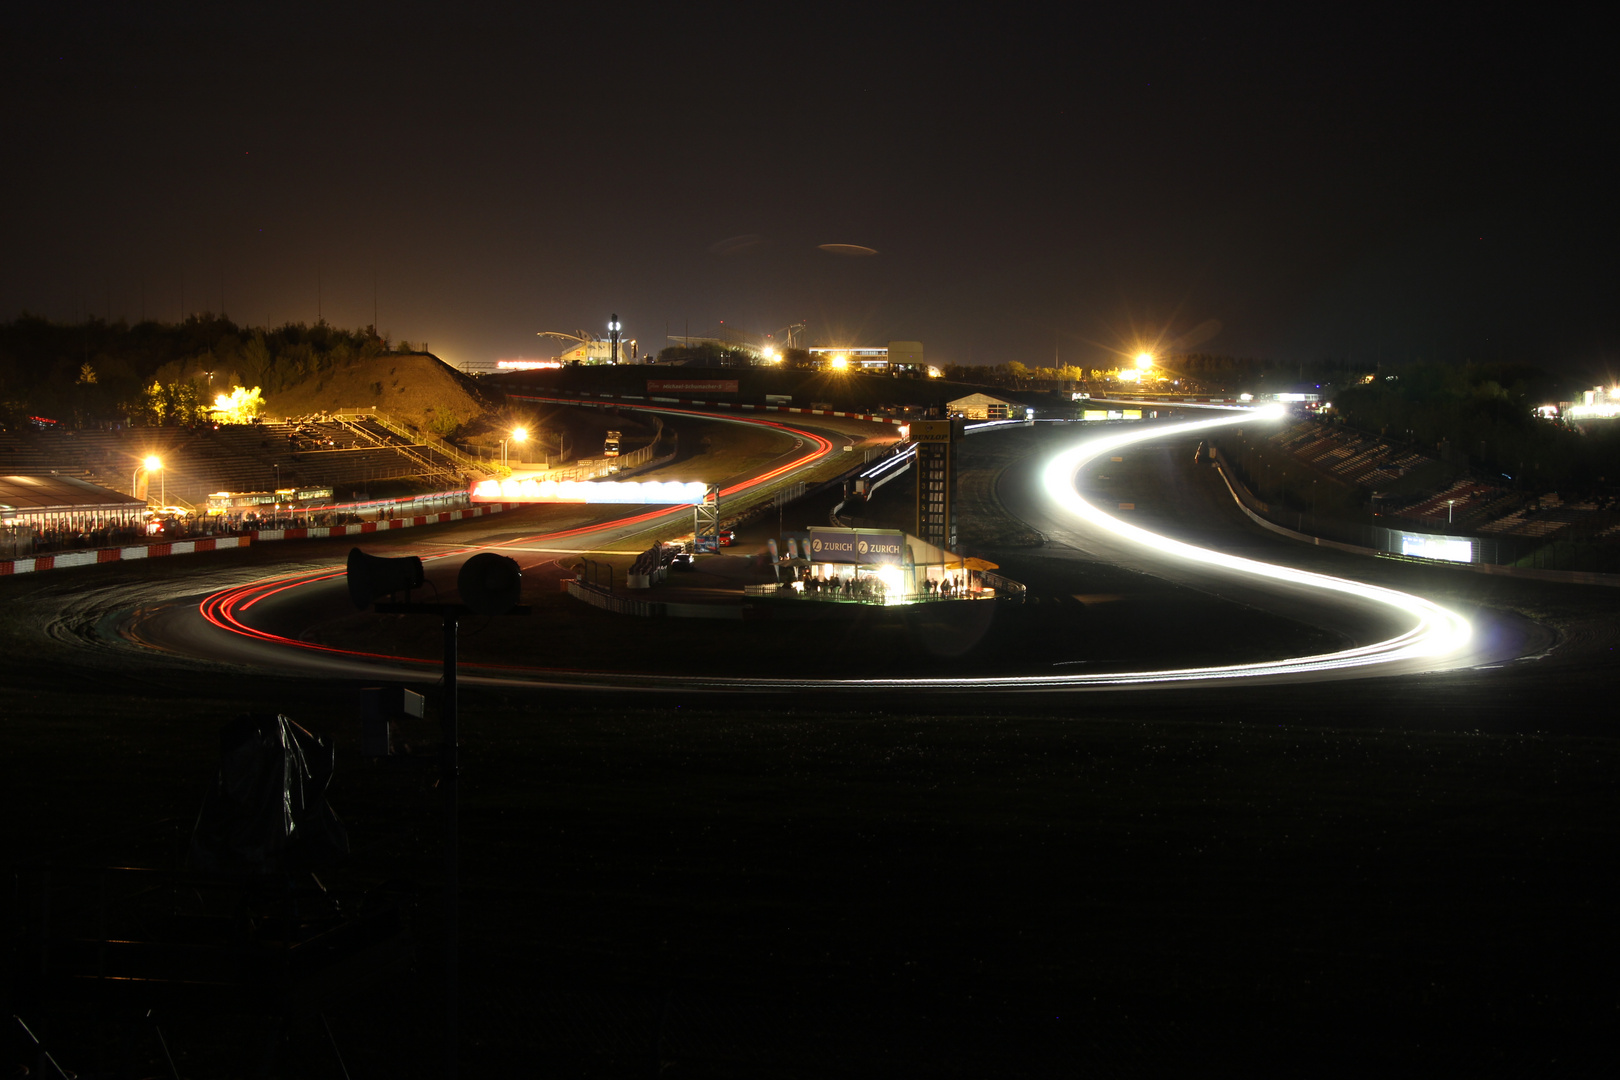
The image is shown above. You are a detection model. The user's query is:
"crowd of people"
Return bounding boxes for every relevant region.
[783,566,978,605]
[2,520,145,557]
[798,570,889,603]
[922,574,969,598]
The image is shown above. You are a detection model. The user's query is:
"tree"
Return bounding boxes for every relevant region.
[209,385,265,424]
[131,380,209,426]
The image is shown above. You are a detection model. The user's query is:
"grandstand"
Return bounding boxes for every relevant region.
[1265,418,1620,542]
[0,417,486,508]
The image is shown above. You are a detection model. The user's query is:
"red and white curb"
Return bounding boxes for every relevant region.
[1,503,512,576]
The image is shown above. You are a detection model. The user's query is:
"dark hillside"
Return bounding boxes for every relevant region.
[489,365,1002,413]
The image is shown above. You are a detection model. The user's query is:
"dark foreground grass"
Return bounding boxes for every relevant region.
[6,427,1617,1076]
[7,672,1616,1078]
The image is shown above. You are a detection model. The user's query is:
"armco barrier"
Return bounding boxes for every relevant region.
[0,503,514,577]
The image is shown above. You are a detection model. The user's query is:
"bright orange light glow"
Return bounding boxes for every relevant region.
[512,426,528,442]
[143,455,162,471]
[830,355,850,371]
[1135,352,1154,369]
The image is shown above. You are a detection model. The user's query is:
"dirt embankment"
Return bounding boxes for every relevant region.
[266,353,497,436]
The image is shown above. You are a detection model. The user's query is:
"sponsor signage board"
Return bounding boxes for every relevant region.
[909,419,956,443]
[1398,533,1475,563]
[648,380,739,393]
[806,527,907,565]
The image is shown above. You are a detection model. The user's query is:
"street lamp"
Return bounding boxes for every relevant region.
[1448,498,1455,524]
[501,427,528,467]
[143,455,164,507]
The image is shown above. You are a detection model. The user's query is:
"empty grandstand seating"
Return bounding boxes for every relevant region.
[1255,418,1620,541]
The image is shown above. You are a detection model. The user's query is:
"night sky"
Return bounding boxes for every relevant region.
[4,4,1614,375]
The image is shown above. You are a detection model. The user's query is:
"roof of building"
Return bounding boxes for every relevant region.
[0,474,144,515]
[947,391,1019,406]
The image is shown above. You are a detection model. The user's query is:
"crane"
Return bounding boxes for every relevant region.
[773,322,807,349]
[536,330,599,347]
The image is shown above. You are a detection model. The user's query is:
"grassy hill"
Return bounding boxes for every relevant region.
[267,352,498,438]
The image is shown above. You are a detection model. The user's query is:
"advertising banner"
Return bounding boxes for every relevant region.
[1398,533,1475,563]
[806,527,907,565]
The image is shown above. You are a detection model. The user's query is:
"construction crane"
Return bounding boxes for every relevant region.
[536,330,599,347]
[772,322,807,349]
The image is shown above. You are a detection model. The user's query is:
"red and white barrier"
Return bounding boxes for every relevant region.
[1,535,251,576]
[0,503,512,576]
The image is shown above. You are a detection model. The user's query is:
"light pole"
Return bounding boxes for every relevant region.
[143,455,163,508]
[1448,498,1455,525]
[608,314,621,365]
[501,427,528,468]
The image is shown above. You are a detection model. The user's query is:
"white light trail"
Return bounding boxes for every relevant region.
[1013,410,1474,685]
[192,406,1478,695]
[471,478,711,504]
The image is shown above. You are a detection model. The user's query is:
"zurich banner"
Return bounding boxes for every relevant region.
[806,527,907,565]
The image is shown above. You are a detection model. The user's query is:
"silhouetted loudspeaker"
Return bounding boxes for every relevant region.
[458,552,521,616]
[346,547,426,609]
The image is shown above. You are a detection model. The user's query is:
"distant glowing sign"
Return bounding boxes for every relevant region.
[471,478,711,504]
[1398,533,1475,563]
[497,360,562,370]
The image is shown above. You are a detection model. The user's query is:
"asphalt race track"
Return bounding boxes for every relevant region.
[115,409,1536,695]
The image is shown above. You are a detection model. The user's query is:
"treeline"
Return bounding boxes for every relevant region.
[1332,361,1620,490]
[0,314,422,428]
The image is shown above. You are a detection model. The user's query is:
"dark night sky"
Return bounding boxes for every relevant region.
[3,3,1614,376]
